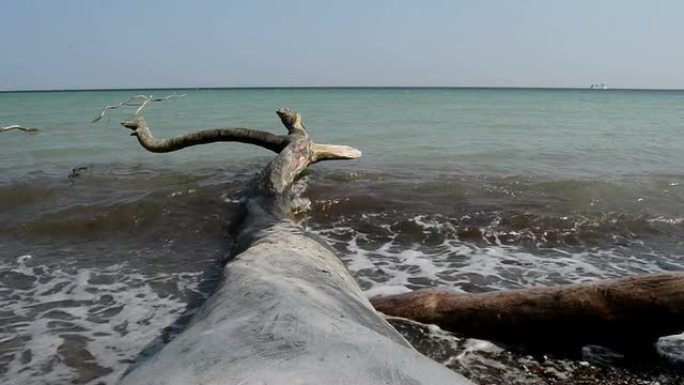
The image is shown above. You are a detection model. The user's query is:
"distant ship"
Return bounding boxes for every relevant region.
[590,83,608,90]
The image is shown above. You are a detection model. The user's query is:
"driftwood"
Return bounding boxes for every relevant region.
[94,96,683,383]
[371,273,684,355]
[91,93,185,123]
[0,124,37,134]
[98,98,473,385]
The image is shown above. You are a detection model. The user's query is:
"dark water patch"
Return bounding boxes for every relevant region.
[309,170,684,215]
[306,170,684,251]
[0,184,60,209]
[0,271,37,291]
[0,166,249,280]
[1,168,247,242]
[57,334,112,384]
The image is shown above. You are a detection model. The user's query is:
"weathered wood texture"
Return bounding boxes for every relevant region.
[371,273,684,354]
[113,106,473,385]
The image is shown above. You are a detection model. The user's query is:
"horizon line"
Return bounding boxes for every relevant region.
[2,85,684,93]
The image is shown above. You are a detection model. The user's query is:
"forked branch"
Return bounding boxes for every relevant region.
[95,97,361,199]
[0,124,38,134]
[91,93,186,123]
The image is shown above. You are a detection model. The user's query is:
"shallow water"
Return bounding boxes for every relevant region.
[1,88,683,384]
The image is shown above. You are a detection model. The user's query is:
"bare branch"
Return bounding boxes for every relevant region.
[120,116,289,154]
[91,95,148,123]
[102,100,361,198]
[134,95,154,116]
[94,94,291,153]
[91,93,186,123]
[159,93,186,101]
[0,124,38,134]
[312,143,362,162]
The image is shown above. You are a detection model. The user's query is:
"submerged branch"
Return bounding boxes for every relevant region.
[91,93,186,123]
[0,124,38,134]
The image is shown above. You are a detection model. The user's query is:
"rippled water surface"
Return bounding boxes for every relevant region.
[1,88,683,384]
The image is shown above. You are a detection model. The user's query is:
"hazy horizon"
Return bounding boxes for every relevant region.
[3,86,684,93]
[2,0,683,91]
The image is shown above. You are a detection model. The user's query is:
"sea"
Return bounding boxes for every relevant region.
[1,88,683,384]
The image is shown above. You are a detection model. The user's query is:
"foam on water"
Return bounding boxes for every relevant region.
[0,254,199,385]
[308,210,684,380]
[311,213,684,298]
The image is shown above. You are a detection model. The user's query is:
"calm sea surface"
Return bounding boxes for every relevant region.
[1,88,683,384]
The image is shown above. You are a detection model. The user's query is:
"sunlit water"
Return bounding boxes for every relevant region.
[1,88,683,384]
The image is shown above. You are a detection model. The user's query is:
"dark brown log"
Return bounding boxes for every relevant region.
[371,273,684,355]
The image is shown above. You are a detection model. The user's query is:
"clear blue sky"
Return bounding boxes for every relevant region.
[1,0,683,90]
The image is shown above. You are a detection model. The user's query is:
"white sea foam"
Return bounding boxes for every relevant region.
[0,255,199,385]
[311,212,684,370]
[648,216,684,225]
[316,219,683,297]
[2,209,681,384]
[657,333,684,364]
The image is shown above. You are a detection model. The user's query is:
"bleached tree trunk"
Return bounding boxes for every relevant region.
[105,103,474,385]
[99,98,681,384]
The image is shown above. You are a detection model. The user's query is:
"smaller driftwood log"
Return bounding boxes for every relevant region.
[371,273,684,355]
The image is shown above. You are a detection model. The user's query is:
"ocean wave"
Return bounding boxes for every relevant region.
[0,255,200,385]
[1,166,683,384]
[308,211,684,296]
[0,169,247,241]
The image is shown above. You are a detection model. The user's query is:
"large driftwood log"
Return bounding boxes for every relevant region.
[102,99,473,385]
[371,273,684,355]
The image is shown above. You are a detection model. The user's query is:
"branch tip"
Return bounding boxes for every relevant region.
[0,125,38,134]
[92,93,185,124]
[121,120,139,130]
[276,108,306,134]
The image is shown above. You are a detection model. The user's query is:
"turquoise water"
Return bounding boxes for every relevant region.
[2,88,684,178]
[1,88,683,384]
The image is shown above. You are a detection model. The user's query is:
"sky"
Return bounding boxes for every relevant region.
[1,0,683,90]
